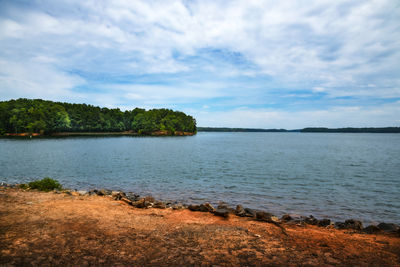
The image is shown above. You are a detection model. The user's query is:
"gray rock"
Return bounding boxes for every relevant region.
[214,208,230,218]
[96,189,105,196]
[125,193,140,202]
[144,196,155,203]
[172,203,184,210]
[120,197,132,205]
[77,190,88,196]
[281,214,292,221]
[153,201,167,209]
[199,202,215,213]
[334,222,346,229]
[217,202,229,209]
[363,225,381,234]
[97,189,112,196]
[132,198,152,209]
[235,205,246,217]
[111,191,126,200]
[188,204,201,211]
[256,211,279,222]
[304,215,319,225]
[377,223,399,233]
[335,219,363,230]
[318,219,332,227]
[345,219,363,231]
[244,208,257,218]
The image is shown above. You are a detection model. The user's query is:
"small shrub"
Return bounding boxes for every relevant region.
[28,177,62,192]
[18,183,29,189]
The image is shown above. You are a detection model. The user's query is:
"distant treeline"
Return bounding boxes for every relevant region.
[0,99,196,135]
[197,127,290,132]
[300,127,400,133]
[198,127,400,133]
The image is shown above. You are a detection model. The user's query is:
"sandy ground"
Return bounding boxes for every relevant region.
[0,188,399,266]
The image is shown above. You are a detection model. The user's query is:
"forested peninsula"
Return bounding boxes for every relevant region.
[0,99,196,136]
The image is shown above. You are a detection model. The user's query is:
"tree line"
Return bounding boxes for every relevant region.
[301,127,400,133]
[0,99,196,135]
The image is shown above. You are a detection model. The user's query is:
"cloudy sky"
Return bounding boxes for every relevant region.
[0,0,399,128]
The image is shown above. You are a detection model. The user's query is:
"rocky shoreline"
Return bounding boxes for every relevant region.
[2,182,399,237]
[1,184,400,266]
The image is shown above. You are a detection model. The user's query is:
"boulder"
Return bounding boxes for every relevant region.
[304,215,319,225]
[144,196,155,203]
[214,208,230,218]
[318,219,332,227]
[363,225,381,234]
[345,219,363,231]
[172,203,184,210]
[377,223,399,233]
[235,205,246,217]
[132,198,152,208]
[217,202,229,209]
[188,204,201,211]
[77,190,88,196]
[199,202,215,213]
[125,193,140,202]
[120,197,132,205]
[336,219,363,230]
[153,201,167,209]
[244,208,257,218]
[281,214,292,221]
[256,211,279,222]
[97,189,112,196]
[334,222,346,229]
[111,191,126,200]
[70,191,80,197]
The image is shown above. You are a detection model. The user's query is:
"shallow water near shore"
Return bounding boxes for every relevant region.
[1,132,399,225]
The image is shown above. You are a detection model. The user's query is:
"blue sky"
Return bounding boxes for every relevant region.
[0,0,399,128]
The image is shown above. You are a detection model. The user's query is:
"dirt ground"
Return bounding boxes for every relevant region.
[1,188,399,266]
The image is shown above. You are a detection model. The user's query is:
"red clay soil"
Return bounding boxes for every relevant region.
[0,188,399,266]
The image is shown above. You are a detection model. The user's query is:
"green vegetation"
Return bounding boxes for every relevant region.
[26,177,62,192]
[0,98,196,135]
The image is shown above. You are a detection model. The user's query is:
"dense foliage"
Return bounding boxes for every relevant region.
[0,98,196,135]
[24,177,62,192]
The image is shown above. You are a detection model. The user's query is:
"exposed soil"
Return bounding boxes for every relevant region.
[1,188,399,266]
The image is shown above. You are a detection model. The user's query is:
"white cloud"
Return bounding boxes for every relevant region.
[0,59,85,102]
[312,87,326,93]
[0,0,399,127]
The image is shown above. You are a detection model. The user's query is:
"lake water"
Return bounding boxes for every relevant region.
[1,132,399,225]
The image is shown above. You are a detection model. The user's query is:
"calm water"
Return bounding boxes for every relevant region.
[1,132,399,225]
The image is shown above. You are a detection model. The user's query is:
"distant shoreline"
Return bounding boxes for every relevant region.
[197,127,400,133]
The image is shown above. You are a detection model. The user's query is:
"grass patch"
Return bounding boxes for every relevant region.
[28,177,62,192]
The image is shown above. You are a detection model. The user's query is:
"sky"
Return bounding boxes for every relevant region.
[0,0,399,129]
